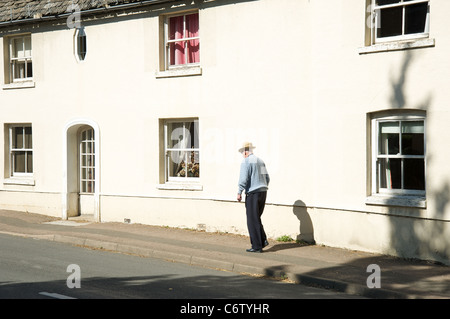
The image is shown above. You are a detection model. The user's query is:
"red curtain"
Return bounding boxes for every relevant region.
[169,13,199,66]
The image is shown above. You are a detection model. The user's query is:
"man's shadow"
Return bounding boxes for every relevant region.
[265,200,314,252]
[293,199,315,244]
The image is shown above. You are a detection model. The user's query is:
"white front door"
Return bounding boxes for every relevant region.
[79,127,95,216]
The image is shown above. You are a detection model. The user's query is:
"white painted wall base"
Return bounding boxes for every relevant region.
[99,195,450,265]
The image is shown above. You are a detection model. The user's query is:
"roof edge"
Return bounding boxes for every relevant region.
[0,0,176,28]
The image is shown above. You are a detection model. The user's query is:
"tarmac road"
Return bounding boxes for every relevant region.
[1,209,449,300]
[0,233,363,300]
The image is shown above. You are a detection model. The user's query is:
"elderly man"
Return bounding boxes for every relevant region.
[237,142,270,253]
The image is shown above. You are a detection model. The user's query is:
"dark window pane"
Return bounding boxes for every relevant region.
[26,61,32,78]
[401,121,424,155]
[379,158,402,189]
[13,127,23,149]
[87,181,93,193]
[14,151,26,173]
[27,152,33,173]
[87,168,94,180]
[404,159,425,190]
[77,28,87,61]
[405,3,428,34]
[25,127,32,149]
[402,133,424,155]
[376,0,400,5]
[379,122,400,155]
[380,133,400,155]
[390,159,402,189]
[86,128,93,140]
[378,6,403,38]
[78,35,87,60]
[187,121,199,149]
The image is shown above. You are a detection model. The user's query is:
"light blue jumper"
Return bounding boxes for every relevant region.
[238,154,270,195]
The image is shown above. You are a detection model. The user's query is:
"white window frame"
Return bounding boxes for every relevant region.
[164,11,200,70]
[371,115,426,198]
[163,119,200,183]
[9,125,33,178]
[9,35,33,83]
[371,0,430,44]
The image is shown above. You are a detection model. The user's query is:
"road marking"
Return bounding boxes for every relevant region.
[39,292,76,299]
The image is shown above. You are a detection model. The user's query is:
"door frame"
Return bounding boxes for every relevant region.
[62,118,100,221]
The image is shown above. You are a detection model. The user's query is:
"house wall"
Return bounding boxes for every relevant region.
[0,0,449,264]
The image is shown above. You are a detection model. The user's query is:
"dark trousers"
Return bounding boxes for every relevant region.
[245,191,267,250]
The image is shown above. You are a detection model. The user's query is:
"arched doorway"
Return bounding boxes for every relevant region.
[63,119,100,221]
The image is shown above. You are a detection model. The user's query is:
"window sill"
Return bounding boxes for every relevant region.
[3,177,35,186]
[157,182,203,191]
[358,38,435,55]
[155,66,202,78]
[2,81,35,90]
[366,194,426,208]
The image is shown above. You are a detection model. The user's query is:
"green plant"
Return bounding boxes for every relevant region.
[276,235,294,242]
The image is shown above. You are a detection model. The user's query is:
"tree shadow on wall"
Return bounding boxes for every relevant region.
[386,49,449,264]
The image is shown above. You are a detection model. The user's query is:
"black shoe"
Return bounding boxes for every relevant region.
[263,240,269,248]
[246,248,263,253]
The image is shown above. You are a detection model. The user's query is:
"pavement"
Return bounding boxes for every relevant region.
[0,209,449,299]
